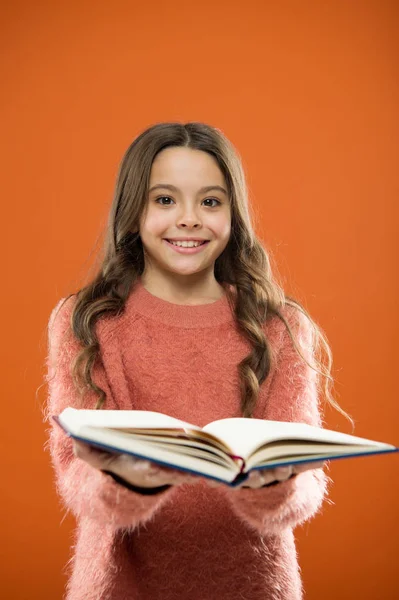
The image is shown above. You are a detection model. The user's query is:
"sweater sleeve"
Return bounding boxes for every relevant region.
[44,296,177,532]
[224,305,333,535]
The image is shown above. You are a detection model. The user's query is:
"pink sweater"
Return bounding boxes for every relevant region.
[45,278,331,600]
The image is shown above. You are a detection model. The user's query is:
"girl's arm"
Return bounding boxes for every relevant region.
[224,305,332,536]
[45,297,178,532]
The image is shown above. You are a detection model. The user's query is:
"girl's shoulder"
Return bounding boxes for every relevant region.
[48,294,77,335]
[48,294,121,345]
[278,302,312,331]
[263,301,314,353]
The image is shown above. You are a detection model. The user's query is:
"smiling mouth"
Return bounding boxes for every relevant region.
[164,239,209,246]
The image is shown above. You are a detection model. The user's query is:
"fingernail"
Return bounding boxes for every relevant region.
[132,460,150,471]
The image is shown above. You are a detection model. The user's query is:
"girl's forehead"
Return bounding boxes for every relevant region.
[150,147,226,185]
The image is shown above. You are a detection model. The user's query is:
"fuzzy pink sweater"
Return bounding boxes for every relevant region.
[45,278,331,600]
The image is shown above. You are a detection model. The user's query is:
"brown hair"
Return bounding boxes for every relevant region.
[53,122,353,426]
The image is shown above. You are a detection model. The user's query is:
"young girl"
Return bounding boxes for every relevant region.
[45,122,352,600]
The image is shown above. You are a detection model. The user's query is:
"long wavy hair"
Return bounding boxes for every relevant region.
[52,122,353,426]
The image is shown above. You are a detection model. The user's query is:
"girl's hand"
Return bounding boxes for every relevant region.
[235,460,328,489]
[72,440,198,489]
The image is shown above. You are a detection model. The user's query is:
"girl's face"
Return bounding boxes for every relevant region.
[139,147,232,280]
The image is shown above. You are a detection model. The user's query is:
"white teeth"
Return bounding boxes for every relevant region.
[168,240,205,248]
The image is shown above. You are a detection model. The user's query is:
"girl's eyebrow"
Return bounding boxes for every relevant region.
[148,183,228,196]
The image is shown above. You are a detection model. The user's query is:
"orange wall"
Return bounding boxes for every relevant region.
[1,1,398,598]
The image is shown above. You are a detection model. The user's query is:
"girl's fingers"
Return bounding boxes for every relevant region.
[273,466,294,481]
[73,440,109,461]
[240,470,269,488]
[73,441,152,473]
[237,465,295,489]
[292,461,326,474]
[72,440,198,486]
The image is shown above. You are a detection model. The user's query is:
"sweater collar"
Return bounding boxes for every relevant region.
[125,277,236,328]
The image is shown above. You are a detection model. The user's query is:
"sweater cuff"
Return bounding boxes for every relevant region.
[101,470,173,495]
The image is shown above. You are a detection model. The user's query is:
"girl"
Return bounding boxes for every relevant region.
[44,122,352,600]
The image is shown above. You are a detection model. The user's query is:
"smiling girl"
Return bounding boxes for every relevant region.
[45,122,352,600]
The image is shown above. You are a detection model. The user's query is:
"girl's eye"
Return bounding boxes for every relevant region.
[203,198,221,207]
[155,196,173,206]
[154,196,221,207]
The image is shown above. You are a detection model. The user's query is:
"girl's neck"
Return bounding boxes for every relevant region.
[139,273,226,306]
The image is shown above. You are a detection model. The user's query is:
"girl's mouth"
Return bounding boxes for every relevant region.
[163,239,210,254]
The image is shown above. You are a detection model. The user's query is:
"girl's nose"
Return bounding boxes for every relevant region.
[177,212,202,228]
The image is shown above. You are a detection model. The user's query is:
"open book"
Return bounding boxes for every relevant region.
[53,408,399,486]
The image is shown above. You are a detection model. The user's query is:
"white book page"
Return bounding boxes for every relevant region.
[74,426,236,483]
[203,418,393,460]
[59,407,201,436]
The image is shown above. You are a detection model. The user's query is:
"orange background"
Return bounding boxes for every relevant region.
[1,1,398,598]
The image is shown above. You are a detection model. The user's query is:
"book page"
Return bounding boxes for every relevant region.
[246,442,379,470]
[59,408,234,454]
[73,426,238,483]
[59,407,202,433]
[98,428,237,466]
[203,418,393,460]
